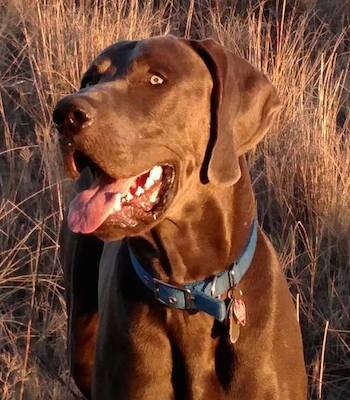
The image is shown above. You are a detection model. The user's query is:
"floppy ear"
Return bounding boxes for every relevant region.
[189,38,281,186]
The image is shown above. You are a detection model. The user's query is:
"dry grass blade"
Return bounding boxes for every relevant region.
[0,0,349,398]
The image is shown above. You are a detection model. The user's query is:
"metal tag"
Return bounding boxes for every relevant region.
[233,298,246,327]
[227,299,240,344]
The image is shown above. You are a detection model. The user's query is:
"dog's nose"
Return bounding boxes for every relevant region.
[53,96,95,134]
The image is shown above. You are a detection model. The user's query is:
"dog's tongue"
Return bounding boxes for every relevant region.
[67,176,135,234]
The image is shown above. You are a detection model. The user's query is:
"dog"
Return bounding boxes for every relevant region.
[54,36,307,399]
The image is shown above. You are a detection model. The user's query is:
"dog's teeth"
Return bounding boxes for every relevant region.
[149,165,162,181]
[149,191,158,203]
[126,192,134,202]
[145,177,155,189]
[135,186,144,196]
[113,193,122,211]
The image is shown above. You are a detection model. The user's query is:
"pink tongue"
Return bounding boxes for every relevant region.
[67,176,135,234]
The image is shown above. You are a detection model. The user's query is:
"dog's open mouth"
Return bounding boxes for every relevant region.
[67,152,175,234]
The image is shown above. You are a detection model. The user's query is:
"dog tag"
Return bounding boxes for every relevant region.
[233,298,246,327]
[227,300,240,344]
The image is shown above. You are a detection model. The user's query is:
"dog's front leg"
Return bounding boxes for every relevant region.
[93,244,174,400]
[93,308,174,400]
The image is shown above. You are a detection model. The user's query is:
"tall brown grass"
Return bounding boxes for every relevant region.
[0,1,349,399]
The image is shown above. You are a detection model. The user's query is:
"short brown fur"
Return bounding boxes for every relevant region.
[55,36,307,399]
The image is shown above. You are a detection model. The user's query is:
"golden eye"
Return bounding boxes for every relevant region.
[150,75,164,85]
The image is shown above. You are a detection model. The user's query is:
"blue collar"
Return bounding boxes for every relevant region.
[127,218,258,322]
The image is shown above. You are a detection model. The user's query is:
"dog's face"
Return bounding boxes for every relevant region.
[54,36,280,241]
[54,37,213,240]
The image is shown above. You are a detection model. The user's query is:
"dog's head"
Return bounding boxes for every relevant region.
[53,36,280,241]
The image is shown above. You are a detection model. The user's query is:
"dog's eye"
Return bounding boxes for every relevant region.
[149,75,164,85]
[81,79,95,89]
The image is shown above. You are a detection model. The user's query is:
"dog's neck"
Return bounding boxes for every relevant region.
[129,157,256,284]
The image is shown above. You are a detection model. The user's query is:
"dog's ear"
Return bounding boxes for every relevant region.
[188,38,281,186]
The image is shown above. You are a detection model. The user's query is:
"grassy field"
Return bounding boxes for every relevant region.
[0,0,349,399]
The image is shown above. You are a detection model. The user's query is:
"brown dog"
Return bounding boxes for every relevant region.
[54,36,307,399]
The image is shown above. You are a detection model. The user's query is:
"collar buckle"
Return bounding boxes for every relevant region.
[210,274,220,299]
[153,278,193,309]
